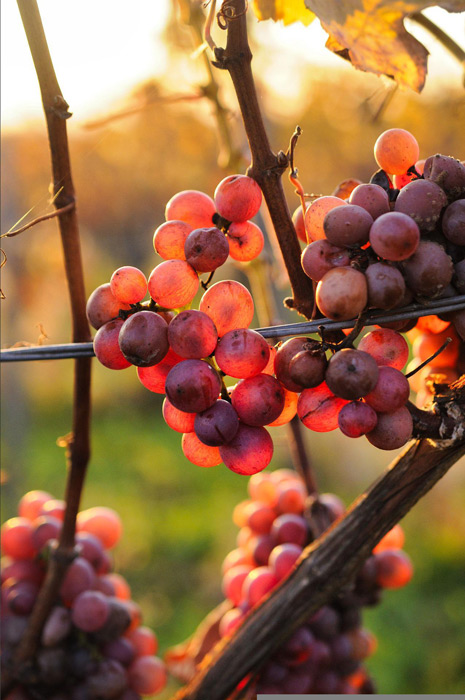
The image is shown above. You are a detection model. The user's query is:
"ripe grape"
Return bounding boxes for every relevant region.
[242,566,279,607]
[86,283,132,331]
[323,204,373,248]
[214,174,262,222]
[18,491,53,522]
[375,549,413,588]
[162,398,196,433]
[301,240,350,282]
[199,280,254,336]
[77,506,123,550]
[227,220,265,262]
[332,178,363,199]
[110,266,147,304]
[394,178,447,231]
[93,319,132,370]
[292,205,308,243]
[165,359,221,413]
[181,432,222,467]
[269,543,302,579]
[230,374,285,426]
[358,328,408,370]
[148,259,199,308]
[215,328,270,379]
[71,590,110,632]
[59,557,96,605]
[316,267,367,321]
[167,309,218,359]
[1,518,36,560]
[267,388,299,427]
[274,337,314,392]
[194,399,239,446]
[374,128,419,175]
[288,342,328,389]
[325,349,379,400]
[153,219,192,260]
[337,401,378,438]
[365,262,406,310]
[165,190,216,228]
[219,423,274,475]
[423,154,465,201]
[118,311,169,367]
[402,241,453,299]
[364,366,410,413]
[369,212,420,261]
[304,196,347,242]
[297,383,348,432]
[366,406,413,450]
[442,199,465,246]
[137,347,183,394]
[348,183,390,220]
[184,226,230,272]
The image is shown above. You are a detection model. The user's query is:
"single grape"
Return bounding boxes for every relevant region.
[222,564,254,605]
[214,174,262,222]
[325,349,379,400]
[75,531,105,569]
[162,397,196,433]
[269,543,303,580]
[442,199,465,246]
[128,655,167,696]
[374,128,419,175]
[316,267,367,321]
[394,178,447,232]
[93,319,132,370]
[301,240,350,282]
[31,515,61,553]
[102,637,135,666]
[338,401,378,438]
[86,283,131,330]
[181,432,222,467]
[365,262,406,310]
[373,524,405,553]
[323,204,373,248]
[242,566,279,607]
[126,625,159,657]
[76,506,123,550]
[199,280,254,336]
[402,241,453,299]
[165,190,216,228]
[375,549,413,588]
[423,154,465,201]
[194,399,240,446]
[1,518,36,560]
[87,659,128,699]
[364,366,410,413]
[59,557,96,605]
[358,328,408,370]
[304,196,347,242]
[215,328,270,379]
[18,490,53,521]
[118,311,169,367]
[231,374,285,427]
[184,226,230,272]
[153,220,192,260]
[287,342,328,389]
[165,359,221,413]
[369,211,420,262]
[227,221,264,262]
[348,183,390,220]
[110,266,147,304]
[274,337,314,392]
[219,423,274,475]
[271,513,308,547]
[71,590,110,632]
[148,259,199,309]
[167,309,218,359]
[366,406,413,450]
[297,383,348,432]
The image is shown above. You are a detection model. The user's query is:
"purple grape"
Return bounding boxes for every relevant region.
[102,637,136,666]
[194,399,239,446]
[71,590,110,632]
[364,366,410,413]
[75,531,105,570]
[230,374,285,426]
[402,240,453,299]
[165,359,221,413]
[366,406,413,450]
[301,240,350,282]
[288,342,328,389]
[118,311,169,367]
[394,178,447,231]
[349,183,390,219]
[184,226,229,272]
[325,349,379,400]
[423,153,465,201]
[6,581,39,615]
[442,199,465,246]
[338,401,378,438]
[365,262,406,310]
[59,557,96,606]
[31,515,62,553]
[37,647,67,685]
[323,204,373,248]
[87,659,128,699]
[167,309,218,359]
[369,211,420,261]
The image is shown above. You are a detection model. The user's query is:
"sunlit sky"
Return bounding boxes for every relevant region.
[1,1,464,129]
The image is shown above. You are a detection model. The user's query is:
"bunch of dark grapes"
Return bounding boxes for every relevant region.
[217,469,413,696]
[1,491,167,699]
[298,129,465,337]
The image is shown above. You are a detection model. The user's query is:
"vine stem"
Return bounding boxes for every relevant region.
[212,0,315,318]
[3,1,92,692]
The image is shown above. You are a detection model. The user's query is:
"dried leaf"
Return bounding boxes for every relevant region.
[252,0,316,25]
[304,0,465,92]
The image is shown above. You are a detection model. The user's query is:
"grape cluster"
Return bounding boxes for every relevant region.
[217,469,413,696]
[298,129,465,332]
[1,491,167,699]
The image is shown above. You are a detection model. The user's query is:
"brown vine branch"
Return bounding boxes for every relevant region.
[211,0,315,318]
[1,202,75,238]
[174,434,465,700]
[2,1,93,693]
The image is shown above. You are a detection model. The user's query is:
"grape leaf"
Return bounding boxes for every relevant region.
[252,0,316,25]
[303,0,465,91]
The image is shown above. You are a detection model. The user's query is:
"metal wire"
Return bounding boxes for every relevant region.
[1,295,465,362]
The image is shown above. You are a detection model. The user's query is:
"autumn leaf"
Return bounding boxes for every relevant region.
[303,0,465,92]
[252,0,316,25]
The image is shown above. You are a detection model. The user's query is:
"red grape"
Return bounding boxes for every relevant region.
[93,319,132,370]
[153,220,192,260]
[165,190,216,229]
[374,128,419,175]
[215,328,270,379]
[297,383,348,432]
[369,212,420,262]
[110,266,147,304]
[214,175,262,222]
[220,423,274,475]
[199,280,254,336]
[316,267,367,321]
[181,432,222,468]
[184,227,229,272]
[148,259,199,309]
[231,374,285,426]
[167,309,218,359]
[118,311,169,367]
[165,359,221,413]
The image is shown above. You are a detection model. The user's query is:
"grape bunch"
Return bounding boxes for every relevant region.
[297,129,465,334]
[1,491,167,699]
[217,468,413,696]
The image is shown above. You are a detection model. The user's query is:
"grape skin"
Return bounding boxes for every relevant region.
[214,175,262,222]
[369,212,420,262]
[374,128,419,175]
[304,196,347,242]
[165,359,221,413]
[199,280,254,337]
[184,226,230,272]
[165,189,216,229]
[231,374,285,427]
[219,423,274,475]
[153,219,192,260]
[215,328,270,379]
[348,183,390,220]
[118,311,169,367]
[366,406,413,450]
[167,309,218,360]
[316,267,367,321]
[148,259,199,309]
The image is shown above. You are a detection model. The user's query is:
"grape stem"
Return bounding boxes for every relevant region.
[211,0,315,319]
[405,337,452,378]
[2,2,92,693]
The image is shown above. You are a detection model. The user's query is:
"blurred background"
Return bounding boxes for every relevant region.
[1,1,465,696]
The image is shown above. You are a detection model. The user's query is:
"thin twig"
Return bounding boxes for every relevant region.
[1,202,75,238]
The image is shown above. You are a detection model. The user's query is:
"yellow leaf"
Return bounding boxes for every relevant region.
[252,0,315,25]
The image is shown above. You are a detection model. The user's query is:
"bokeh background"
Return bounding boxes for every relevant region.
[1,1,465,697]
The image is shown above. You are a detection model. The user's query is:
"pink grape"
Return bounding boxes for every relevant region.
[60,557,96,606]
[276,482,306,514]
[301,240,350,282]
[366,406,413,450]
[214,175,262,222]
[31,516,61,552]
[118,311,169,367]
[271,513,308,546]
[292,205,308,243]
[348,183,390,220]
[86,283,131,330]
[1,518,36,560]
[358,328,408,370]
[297,383,348,432]
[75,531,105,569]
[337,401,378,438]
[222,564,254,605]
[215,328,270,379]
[162,397,196,433]
[304,196,347,242]
[394,178,447,232]
[126,626,158,657]
[325,349,379,400]
[227,221,265,262]
[199,280,254,336]
[365,262,406,310]
[18,490,53,521]
[148,259,199,308]
[181,432,222,468]
[323,204,373,248]
[374,128,419,175]
[165,359,221,413]
[269,543,303,580]
[219,423,273,475]
[364,366,410,413]
[375,549,413,588]
[369,212,420,262]
[248,473,279,507]
[167,309,218,359]
[165,189,216,228]
[231,374,285,426]
[153,220,192,260]
[194,399,239,446]
[71,590,110,632]
[40,499,66,521]
[76,506,123,550]
[242,566,279,607]
[137,347,183,394]
[316,267,367,321]
[93,319,132,370]
[128,655,167,695]
[442,199,465,245]
[110,266,147,304]
[244,501,276,535]
[267,388,299,427]
[184,227,230,272]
